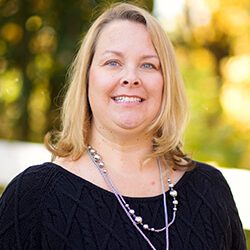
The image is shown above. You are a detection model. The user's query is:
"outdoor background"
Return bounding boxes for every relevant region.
[0,0,249,247]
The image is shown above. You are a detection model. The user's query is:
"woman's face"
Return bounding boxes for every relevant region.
[88,20,163,137]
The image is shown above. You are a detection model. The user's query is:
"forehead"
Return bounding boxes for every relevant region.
[95,20,156,55]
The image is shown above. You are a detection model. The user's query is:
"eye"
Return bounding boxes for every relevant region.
[105,60,120,67]
[141,63,156,69]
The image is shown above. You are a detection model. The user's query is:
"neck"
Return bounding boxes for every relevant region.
[89,122,154,172]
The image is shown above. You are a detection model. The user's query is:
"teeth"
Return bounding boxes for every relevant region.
[114,96,142,103]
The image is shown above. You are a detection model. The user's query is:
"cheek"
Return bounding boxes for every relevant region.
[88,69,101,109]
[89,68,116,94]
[88,69,104,98]
[150,76,164,100]
[151,77,164,113]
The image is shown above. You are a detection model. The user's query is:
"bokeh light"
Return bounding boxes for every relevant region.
[0,22,23,44]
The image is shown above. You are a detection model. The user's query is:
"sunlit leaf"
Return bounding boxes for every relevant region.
[0,68,22,103]
[221,83,250,130]
[28,84,50,134]
[221,55,250,83]
[29,26,57,54]
[0,22,23,44]
[214,7,250,36]
[25,15,43,32]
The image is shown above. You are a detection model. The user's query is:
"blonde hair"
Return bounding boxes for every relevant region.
[45,2,193,169]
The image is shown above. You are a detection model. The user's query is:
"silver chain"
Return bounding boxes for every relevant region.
[87,145,178,250]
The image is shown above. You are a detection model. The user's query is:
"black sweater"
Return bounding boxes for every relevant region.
[0,162,246,250]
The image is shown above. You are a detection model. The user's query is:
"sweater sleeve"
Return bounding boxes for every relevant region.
[215,169,247,250]
[0,164,56,250]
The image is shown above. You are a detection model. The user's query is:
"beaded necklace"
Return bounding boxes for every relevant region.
[87,145,178,250]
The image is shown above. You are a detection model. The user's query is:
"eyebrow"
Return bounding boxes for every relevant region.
[102,50,159,60]
[102,50,123,56]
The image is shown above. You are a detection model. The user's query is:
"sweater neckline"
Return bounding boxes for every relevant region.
[46,161,195,201]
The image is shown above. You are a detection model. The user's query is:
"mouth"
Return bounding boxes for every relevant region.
[112,96,144,103]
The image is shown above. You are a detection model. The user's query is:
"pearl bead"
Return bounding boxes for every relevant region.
[173,207,177,211]
[94,154,101,161]
[125,204,130,208]
[143,224,149,229]
[99,162,104,168]
[135,216,143,224]
[170,190,178,197]
[89,148,95,153]
[129,209,135,215]
[173,200,178,205]
[151,228,155,231]
[169,183,174,188]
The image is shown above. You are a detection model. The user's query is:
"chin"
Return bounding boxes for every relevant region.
[115,120,147,132]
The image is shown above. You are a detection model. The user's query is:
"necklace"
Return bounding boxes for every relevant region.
[87,145,178,250]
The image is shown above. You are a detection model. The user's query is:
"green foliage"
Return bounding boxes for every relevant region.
[245,230,250,249]
[170,0,250,169]
[0,185,4,196]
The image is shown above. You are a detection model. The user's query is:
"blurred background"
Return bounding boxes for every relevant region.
[0,0,249,246]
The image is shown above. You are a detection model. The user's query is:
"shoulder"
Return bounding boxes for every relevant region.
[0,163,62,248]
[179,161,236,211]
[191,161,223,177]
[1,163,61,200]
[186,161,228,188]
[0,162,61,211]
[0,162,66,220]
[182,162,241,223]
[191,162,247,249]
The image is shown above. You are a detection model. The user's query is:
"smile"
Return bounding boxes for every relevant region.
[113,96,143,103]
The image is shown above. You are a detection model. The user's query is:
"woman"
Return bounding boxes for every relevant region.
[0,3,246,250]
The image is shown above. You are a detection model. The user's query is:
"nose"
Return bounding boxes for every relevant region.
[120,67,141,87]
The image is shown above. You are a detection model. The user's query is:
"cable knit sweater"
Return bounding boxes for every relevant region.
[0,161,246,250]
